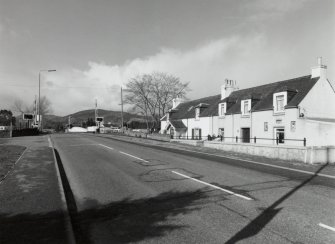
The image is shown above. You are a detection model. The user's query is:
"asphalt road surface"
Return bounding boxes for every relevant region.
[51,133,335,244]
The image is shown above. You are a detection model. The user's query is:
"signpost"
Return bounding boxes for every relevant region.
[23,113,34,120]
[96,117,103,133]
[23,113,34,128]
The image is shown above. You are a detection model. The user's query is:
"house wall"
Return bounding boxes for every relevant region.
[183,117,211,139]
[160,120,168,134]
[216,108,334,146]
[299,77,335,118]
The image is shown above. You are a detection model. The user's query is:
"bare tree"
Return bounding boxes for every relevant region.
[39,96,53,116]
[12,98,31,114]
[124,72,189,131]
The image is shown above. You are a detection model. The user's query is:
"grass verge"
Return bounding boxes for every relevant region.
[0,145,26,181]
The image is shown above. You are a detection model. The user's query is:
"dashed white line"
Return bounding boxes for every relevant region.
[319,223,335,232]
[99,144,114,150]
[171,171,253,201]
[68,144,98,147]
[48,137,53,147]
[119,151,149,163]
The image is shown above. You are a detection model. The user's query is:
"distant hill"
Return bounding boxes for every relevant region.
[43,109,145,129]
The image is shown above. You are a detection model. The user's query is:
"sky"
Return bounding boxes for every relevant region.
[0,0,334,116]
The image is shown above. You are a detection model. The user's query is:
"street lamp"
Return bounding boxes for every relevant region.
[39,69,56,131]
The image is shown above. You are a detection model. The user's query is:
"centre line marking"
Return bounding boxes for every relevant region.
[68,144,98,147]
[319,223,335,232]
[119,151,149,163]
[48,137,53,148]
[171,171,253,201]
[99,144,114,150]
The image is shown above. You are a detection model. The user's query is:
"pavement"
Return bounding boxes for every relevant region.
[0,136,73,244]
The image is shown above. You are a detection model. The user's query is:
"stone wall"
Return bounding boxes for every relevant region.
[202,141,334,164]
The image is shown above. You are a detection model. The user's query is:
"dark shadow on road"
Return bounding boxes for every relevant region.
[0,210,70,244]
[225,164,328,244]
[75,190,208,243]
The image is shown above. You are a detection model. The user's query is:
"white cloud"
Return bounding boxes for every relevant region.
[9,32,309,116]
[47,34,275,115]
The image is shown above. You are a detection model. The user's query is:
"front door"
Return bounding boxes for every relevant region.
[193,128,202,140]
[275,128,285,144]
[241,128,250,143]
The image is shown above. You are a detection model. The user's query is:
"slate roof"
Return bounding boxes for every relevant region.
[169,75,319,119]
[170,120,187,129]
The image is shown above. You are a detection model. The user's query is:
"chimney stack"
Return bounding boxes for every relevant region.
[221,79,238,100]
[311,57,327,78]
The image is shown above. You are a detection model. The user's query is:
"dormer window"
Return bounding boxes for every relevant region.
[218,103,226,117]
[241,99,251,116]
[195,108,200,120]
[273,92,287,114]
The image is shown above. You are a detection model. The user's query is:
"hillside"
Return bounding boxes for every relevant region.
[43,109,145,129]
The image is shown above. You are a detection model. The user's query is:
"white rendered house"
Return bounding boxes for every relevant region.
[161,60,335,146]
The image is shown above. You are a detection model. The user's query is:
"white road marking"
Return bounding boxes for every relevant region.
[68,144,98,147]
[319,223,335,232]
[99,144,114,150]
[171,171,253,201]
[48,137,53,147]
[119,151,149,163]
[171,148,335,180]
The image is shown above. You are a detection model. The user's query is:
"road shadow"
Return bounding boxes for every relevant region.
[75,190,209,243]
[225,164,328,244]
[0,210,70,244]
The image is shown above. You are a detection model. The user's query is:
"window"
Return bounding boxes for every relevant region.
[276,95,284,111]
[243,101,249,114]
[218,103,226,117]
[273,92,287,114]
[241,99,251,116]
[195,108,200,120]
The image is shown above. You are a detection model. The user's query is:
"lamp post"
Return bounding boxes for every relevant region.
[39,69,56,131]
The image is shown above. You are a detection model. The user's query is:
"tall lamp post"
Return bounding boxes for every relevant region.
[39,69,56,131]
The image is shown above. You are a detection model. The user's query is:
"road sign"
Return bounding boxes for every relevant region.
[96,117,103,122]
[23,113,34,120]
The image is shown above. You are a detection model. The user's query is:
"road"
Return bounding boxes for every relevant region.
[51,133,335,244]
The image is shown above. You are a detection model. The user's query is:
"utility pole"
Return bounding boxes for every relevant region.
[121,86,124,132]
[68,116,71,129]
[95,99,98,127]
[38,69,56,132]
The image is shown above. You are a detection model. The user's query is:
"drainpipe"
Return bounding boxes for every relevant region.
[250,110,253,143]
[211,115,213,135]
[187,118,189,139]
[232,114,234,143]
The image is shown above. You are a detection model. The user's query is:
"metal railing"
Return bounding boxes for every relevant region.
[170,135,307,147]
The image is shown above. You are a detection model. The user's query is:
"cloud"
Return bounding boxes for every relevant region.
[7,31,305,116]
[46,34,277,116]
